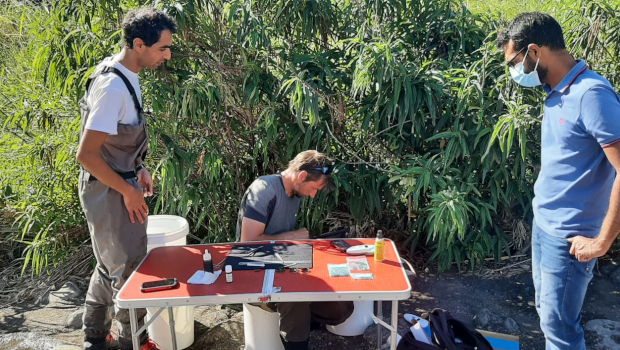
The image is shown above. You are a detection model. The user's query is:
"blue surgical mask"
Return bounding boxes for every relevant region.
[509,50,542,87]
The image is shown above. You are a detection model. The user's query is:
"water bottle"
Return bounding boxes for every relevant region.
[404,314,432,340]
[374,230,385,262]
[410,322,432,344]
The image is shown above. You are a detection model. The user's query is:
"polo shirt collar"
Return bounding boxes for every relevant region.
[544,59,588,94]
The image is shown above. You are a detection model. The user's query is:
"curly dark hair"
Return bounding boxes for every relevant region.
[497,12,566,52]
[122,7,177,49]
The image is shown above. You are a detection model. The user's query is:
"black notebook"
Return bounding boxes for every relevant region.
[225,243,313,270]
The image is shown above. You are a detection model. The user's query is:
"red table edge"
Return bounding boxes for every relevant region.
[116,238,412,309]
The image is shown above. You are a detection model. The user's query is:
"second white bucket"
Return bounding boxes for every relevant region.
[326,300,374,336]
[243,304,284,350]
[145,215,194,350]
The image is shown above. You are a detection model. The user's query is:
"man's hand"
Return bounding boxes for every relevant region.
[290,228,310,240]
[78,129,149,224]
[137,168,153,197]
[568,235,611,262]
[123,186,149,224]
[240,217,310,242]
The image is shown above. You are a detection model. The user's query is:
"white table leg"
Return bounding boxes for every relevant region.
[129,308,139,350]
[168,307,178,350]
[376,301,382,350]
[390,300,398,350]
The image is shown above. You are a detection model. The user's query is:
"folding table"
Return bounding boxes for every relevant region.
[117,238,412,350]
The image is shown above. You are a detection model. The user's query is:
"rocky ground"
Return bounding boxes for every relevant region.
[2,258,620,350]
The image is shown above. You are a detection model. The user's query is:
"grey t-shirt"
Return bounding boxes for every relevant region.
[236,174,302,241]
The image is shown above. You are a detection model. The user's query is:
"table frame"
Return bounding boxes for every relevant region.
[117,239,411,350]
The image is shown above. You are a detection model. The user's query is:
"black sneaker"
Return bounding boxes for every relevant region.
[310,321,322,330]
[280,335,309,350]
[84,331,151,350]
[83,334,113,350]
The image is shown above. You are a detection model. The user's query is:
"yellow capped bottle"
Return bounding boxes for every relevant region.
[374,230,385,262]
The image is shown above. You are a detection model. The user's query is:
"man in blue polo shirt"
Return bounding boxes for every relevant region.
[497,12,620,350]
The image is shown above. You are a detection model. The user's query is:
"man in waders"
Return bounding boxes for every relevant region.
[76,8,177,350]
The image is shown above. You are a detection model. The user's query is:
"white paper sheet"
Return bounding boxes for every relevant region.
[187,270,222,285]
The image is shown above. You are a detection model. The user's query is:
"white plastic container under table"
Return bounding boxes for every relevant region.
[145,215,194,350]
[243,304,284,350]
[326,300,374,336]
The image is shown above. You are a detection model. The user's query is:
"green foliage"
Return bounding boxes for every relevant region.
[2,0,620,274]
[1,1,85,274]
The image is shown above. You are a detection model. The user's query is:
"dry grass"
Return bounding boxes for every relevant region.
[0,243,93,308]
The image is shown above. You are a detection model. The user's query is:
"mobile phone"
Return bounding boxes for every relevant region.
[331,240,351,252]
[140,278,178,292]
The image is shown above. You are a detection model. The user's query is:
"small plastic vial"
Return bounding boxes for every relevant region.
[203,252,213,273]
[225,265,233,283]
[374,230,385,262]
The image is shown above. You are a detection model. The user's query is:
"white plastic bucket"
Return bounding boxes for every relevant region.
[146,215,190,249]
[326,300,374,336]
[145,215,194,350]
[243,304,284,350]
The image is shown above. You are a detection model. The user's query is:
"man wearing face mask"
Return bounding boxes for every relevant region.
[497,12,620,350]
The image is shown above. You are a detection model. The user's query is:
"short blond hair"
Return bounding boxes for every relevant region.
[287,150,333,182]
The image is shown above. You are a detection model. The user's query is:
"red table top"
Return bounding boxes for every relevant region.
[117,238,411,309]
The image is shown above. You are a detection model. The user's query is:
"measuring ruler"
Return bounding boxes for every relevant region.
[261,269,280,295]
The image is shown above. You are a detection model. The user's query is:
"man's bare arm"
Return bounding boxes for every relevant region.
[569,142,620,261]
[76,129,148,224]
[240,217,309,242]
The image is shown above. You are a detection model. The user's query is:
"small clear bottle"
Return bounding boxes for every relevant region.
[203,251,213,273]
[374,230,385,262]
[225,265,233,283]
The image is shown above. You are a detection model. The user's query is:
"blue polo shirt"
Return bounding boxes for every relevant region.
[533,60,620,238]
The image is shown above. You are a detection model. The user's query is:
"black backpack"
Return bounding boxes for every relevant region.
[396,331,439,350]
[397,309,494,350]
[428,308,493,350]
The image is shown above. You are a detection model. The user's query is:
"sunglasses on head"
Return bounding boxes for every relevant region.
[308,166,332,175]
